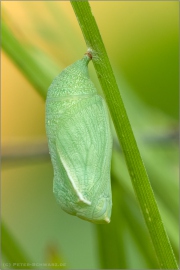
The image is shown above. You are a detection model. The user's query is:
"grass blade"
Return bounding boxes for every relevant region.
[1,221,32,269]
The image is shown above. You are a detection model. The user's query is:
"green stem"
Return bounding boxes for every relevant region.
[71,2,178,269]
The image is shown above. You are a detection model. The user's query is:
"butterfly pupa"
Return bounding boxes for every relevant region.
[45,52,112,224]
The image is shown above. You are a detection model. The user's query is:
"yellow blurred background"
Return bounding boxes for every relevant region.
[1,1,179,269]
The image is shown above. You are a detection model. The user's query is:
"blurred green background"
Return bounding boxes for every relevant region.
[1,1,179,269]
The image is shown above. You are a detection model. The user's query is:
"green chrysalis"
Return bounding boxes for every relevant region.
[45,52,112,224]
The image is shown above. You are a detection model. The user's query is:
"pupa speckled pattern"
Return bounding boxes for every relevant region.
[45,54,112,224]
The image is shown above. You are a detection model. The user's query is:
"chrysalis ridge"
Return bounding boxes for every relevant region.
[45,54,112,224]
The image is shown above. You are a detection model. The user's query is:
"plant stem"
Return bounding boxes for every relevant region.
[71,2,178,269]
